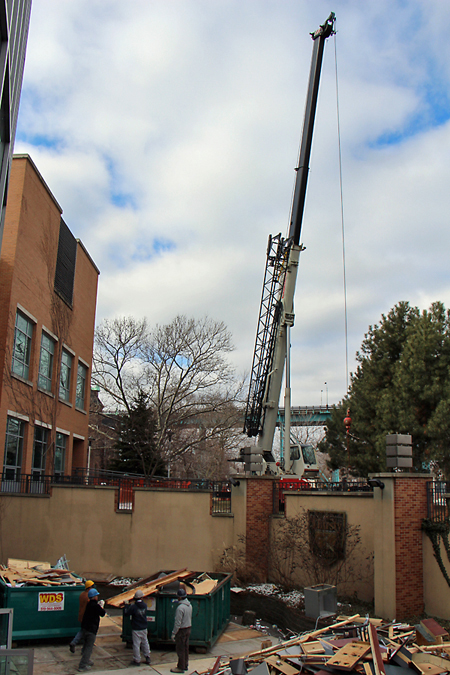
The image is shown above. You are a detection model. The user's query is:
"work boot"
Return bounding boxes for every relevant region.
[170,668,184,673]
[130,661,141,666]
[146,656,152,665]
[69,643,75,653]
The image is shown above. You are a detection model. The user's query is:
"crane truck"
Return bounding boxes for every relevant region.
[242,13,335,478]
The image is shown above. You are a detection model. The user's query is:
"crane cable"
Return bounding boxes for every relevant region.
[333,24,350,394]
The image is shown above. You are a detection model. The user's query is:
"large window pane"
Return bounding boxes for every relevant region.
[76,362,87,409]
[54,433,66,476]
[2,416,23,482]
[59,349,72,401]
[38,332,54,391]
[32,427,47,477]
[11,311,33,379]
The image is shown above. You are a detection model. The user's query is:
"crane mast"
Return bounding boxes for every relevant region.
[243,13,335,472]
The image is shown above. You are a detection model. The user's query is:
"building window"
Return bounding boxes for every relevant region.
[54,218,77,306]
[59,349,72,401]
[76,362,87,410]
[54,433,66,476]
[32,426,48,478]
[38,332,55,391]
[12,311,33,379]
[3,416,24,481]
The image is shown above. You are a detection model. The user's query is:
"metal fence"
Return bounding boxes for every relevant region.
[273,479,373,514]
[426,481,450,522]
[0,470,232,514]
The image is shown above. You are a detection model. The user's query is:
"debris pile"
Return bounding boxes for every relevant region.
[198,614,450,675]
[0,558,83,587]
[107,569,219,607]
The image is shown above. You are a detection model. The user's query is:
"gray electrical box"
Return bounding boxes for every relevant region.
[304,584,337,620]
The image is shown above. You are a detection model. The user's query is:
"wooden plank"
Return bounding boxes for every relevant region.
[265,655,301,675]
[369,623,386,675]
[412,653,450,670]
[326,643,371,671]
[302,642,326,655]
[421,620,449,640]
[106,568,190,607]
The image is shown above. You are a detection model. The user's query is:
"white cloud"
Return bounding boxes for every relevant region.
[14,0,450,411]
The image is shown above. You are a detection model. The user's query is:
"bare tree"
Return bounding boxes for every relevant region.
[92,315,244,477]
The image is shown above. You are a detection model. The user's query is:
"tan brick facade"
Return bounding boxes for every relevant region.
[0,155,99,479]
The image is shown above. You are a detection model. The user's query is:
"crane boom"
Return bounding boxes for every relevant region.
[243,13,335,468]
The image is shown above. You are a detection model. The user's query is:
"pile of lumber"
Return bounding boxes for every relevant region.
[0,558,83,587]
[197,614,450,675]
[107,569,219,607]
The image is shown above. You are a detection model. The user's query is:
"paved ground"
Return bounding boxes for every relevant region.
[31,615,269,675]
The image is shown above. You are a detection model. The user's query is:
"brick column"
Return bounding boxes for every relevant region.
[373,473,429,619]
[245,477,277,581]
[394,475,428,618]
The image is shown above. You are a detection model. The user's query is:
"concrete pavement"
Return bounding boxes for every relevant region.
[32,614,271,675]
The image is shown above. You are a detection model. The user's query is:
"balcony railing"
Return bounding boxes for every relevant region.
[0,470,232,514]
[426,481,450,522]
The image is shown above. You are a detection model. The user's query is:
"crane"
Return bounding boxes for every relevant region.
[243,12,336,476]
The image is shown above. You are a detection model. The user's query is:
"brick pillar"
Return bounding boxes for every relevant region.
[373,473,429,619]
[245,477,276,581]
[394,476,427,618]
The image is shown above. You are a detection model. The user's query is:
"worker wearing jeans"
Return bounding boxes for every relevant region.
[124,589,151,666]
[78,588,106,672]
[170,588,192,673]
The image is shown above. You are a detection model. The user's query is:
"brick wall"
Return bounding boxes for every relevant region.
[246,477,277,581]
[394,476,428,618]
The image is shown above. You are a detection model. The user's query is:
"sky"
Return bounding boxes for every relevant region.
[14,0,450,409]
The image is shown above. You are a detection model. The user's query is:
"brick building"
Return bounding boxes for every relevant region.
[0,0,32,242]
[0,155,99,486]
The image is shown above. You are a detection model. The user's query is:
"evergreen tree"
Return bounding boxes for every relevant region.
[320,301,450,477]
[109,391,165,477]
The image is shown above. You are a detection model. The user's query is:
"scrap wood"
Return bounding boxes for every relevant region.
[7,558,51,569]
[246,616,362,661]
[265,655,301,675]
[106,568,191,607]
[326,643,371,671]
[412,653,450,670]
[369,624,387,675]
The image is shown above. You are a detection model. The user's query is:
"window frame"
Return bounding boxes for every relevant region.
[38,331,55,392]
[11,310,33,380]
[76,361,88,410]
[59,348,72,402]
[54,432,67,476]
[32,426,48,478]
[2,416,24,481]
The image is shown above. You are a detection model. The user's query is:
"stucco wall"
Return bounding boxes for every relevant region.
[271,491,375,601]
[0,486,238,577]
[423,534,450,619]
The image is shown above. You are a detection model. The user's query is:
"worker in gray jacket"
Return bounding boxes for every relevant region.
[170,587,192,673]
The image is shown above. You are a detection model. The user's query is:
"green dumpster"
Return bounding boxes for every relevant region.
[0,577,83,640]
[121,571,232,649]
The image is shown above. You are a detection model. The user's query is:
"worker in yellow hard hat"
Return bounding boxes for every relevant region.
[69,580,96,654]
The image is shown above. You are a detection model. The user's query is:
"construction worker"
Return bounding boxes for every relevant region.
[124,589,151,666]
[170,587,192,673]
[69,580,95,653]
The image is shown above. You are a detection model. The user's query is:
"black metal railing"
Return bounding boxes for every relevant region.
[426,481,450,522]
[273,479,373,514]
[0,470,232,514]
[0,473,53,495]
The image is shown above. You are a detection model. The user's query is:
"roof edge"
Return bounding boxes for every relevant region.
[12,154,63,214]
